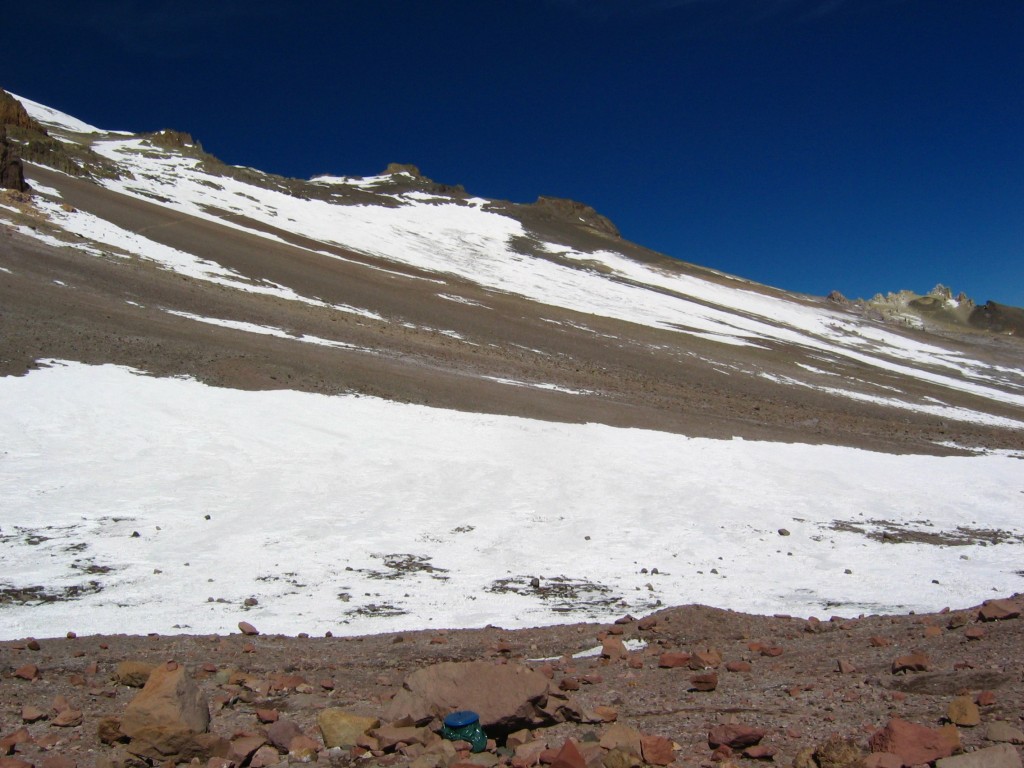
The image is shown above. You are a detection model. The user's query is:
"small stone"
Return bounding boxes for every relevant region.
[948,696,981,727]
[601,636,628,661]
[657,652,691,668]
[26,639,41,651]
[639,734,674,766]
[923,625,942,638]
[743,744,777,760]
[690,672,718,691]
[238,621,259,636]
[837,659,857,674]
[976,690,997,706]
[550,739,587,768]
[725,660,751,673]
[708,723,765,750]
[22,706,47,723]
[778,528,791,536]
[13,664,39,681]
[891,652,929,673]
[115,661,156,688]
[52,709,83,728]
[965,627,985,640]
[759,646,784,657]
[249,745,281,768]
[559,677,581,691]
[243,597,258,607]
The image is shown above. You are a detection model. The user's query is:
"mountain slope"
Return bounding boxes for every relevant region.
[1,92,1023,638]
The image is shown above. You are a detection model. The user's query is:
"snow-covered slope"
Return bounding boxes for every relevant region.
[1,93,1022,639]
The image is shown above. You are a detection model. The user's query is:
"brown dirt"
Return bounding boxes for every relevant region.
[2,598,1022,767]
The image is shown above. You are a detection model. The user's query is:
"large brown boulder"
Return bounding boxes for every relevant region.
[385,661,554,733]
[120,661,212,760]
[868,718,960,767]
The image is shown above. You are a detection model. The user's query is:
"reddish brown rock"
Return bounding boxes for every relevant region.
[964,627,985,640]
[13,664,38,681]
[978,599,1020,622]
[97,717,126,745]
[868,718,960,766]
[114,661,155,688]
[869,636,893,647]
[120,661,211,760]
[600,724,643,756]
[863,754,903,768]
[550,739,586,768]
[0,728,32,754]
[707,723,765,750]
[266,719,303,751]
[725,661,751,673]
[237,621,259,636]
[51,709,83,728]
[689,672,718,692]
[637,616,658,631]
[228,734,266,764]
[385,661,553,731]
[601,636,628,661]
[759,646,784,657]
[40,756,76,768]
[975,690,996,706]
[657,652,691,668]
[559,677,581,691]
[249,745,280,768]
[21,707,46,724]
[743,744,777,760]
[836,659,857,674]
[255,708,278,724]
[640,734,675,766]
[0,758,34,768]
[691,648,722,669]
[891,652,929,674]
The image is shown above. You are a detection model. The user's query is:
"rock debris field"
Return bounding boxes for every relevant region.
[2,597,1023,768]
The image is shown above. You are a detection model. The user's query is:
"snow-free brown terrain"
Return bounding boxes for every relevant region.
[2,91,1023,767]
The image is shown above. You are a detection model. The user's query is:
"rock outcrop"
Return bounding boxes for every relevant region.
[0,126,28,192]
[0,90,45,133]
[533,195,621,237]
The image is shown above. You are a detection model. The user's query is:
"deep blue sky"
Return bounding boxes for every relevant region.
[6,1,1023,305]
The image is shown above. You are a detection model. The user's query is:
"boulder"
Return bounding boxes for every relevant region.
[891,652,929,674]
[385,661,553,732]
[868,718,960,766]
[115,661,156,688]
[947,696,980,727]
[986,722,1024,744]
[978,599,1020,622]
[707,723,765,750]
[120,661,211,760]
[317,709,380,749]
[936,743,1022,768]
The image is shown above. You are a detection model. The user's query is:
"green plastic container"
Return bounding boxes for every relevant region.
[441,710,487,752]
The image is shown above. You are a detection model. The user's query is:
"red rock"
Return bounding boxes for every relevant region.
[0,728,32,753]
[592,706,618,722]
[241,643,256,654]
[923,626,942,638]
[238,621,259,636]
[689,672,718,692]
[97,717,126,745]
[228,734,267,764]
[40,756,76,768]
[691,648,722,668]
[267,719,303,751]
[12,665,38,681]
[21,707,46,724]
[51,695,69,713]
[640,734,675,765]
[707,723,765,750]
[868,718,960,766]
[550,739,586,768]
[601,636,628,661]
[760,646,784,657]
[637,616,658,630]
[626,656,644,669]
[869,636,893,647]
[599,724,643,755]
[725,660,751,673]
[255,708,278,724]
[710,745,733,762]
[26,639,40,651]
[249,745,280,768]
[581,674,603,685]
[837,659,857,674]
[320,678,335,690]
[891,652,929,673]
[288,733,319,757]
[964,627,985,640]
[657,652,692,668]
[559,677,581,691]
[120,661,211,760]
[0,758,34,768]
[52,710,83,728]
[743,744,777,760]
[978,599,1020,622]
[976,690,996,706]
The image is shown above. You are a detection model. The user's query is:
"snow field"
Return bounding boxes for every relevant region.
[1,362,1022,640]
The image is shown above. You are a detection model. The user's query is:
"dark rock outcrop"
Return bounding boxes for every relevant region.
[969,301,1024,336]
[0,90,45,133]
[0,125,28,192]
[533,196,621,238]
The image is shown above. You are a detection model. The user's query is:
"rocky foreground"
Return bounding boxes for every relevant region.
[2,596,1023,768]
